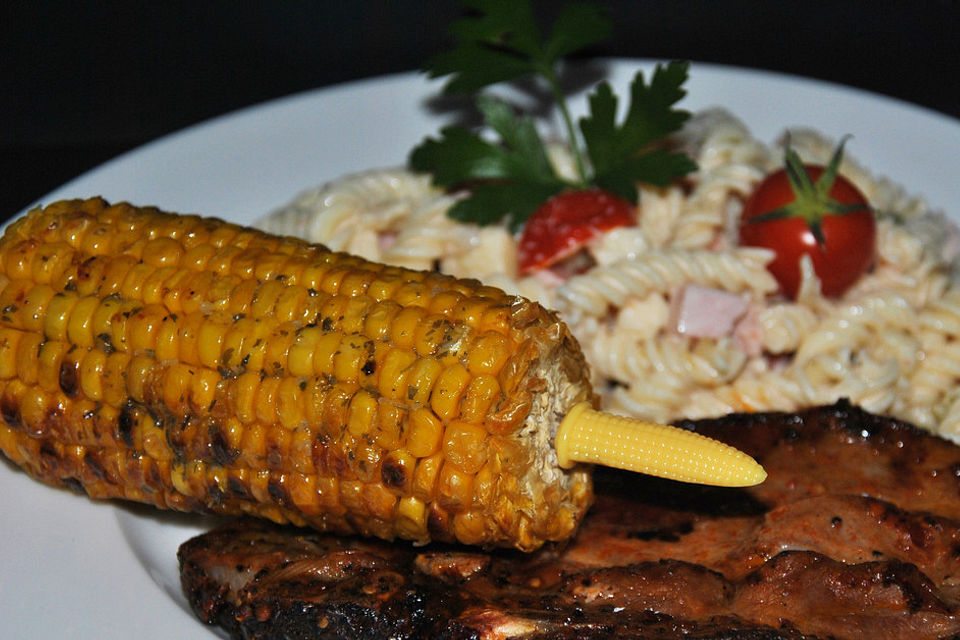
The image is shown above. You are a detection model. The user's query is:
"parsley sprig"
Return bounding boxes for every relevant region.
[409,0,697,231]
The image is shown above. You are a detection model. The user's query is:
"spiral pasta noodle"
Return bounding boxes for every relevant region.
[260,109,960,442]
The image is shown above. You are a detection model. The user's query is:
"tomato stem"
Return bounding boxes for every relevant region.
[746,136,870,248]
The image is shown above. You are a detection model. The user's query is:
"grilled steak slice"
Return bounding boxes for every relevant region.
[179,401,960,639]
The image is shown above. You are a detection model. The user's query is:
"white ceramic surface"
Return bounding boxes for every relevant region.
[4,60,960,639]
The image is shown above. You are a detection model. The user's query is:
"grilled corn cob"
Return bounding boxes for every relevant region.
[0,198,761,551]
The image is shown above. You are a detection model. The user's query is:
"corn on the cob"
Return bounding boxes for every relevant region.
[0,198,762,551]
[0,198,596,550]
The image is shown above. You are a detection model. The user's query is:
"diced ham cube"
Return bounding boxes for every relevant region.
[671,284,749,339]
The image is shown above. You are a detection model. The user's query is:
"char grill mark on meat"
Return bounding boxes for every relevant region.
[178,402,960,639]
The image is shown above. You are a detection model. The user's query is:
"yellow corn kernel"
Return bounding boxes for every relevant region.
[442,420,488,474]
[0,328,23,379]
[339,479,366,516]
[197,316,230,370]
[362,300,399,341]
[124,355,156,403]
[78,348,106,401]
[377,348,417,401]
[36,340,68,394]
[452,510,489,546]
[412,452,443,503]
[437,463,474,511]
[362,482,398,521]
[20,283,56,333]
[233,371,261,424]
[289,426,315,474]
[407,407,443,458]
[140,237,183,268]
[188,367,219,415]
[101,352,131,407]
[390,306,426,348]
[43,291,78,342]
[126,305,167,354]
[341,296,374,335]
[395,495,428,541]
[406,357,442,405]
[332,334,371,384]
[263,326,294,376]
[16,331,43,386]
[458,374,501,423]
[373,401,403,450]
[176,311,206,365]
[466,331,512,376]
[347,389,377,437]
[274,285,310,325]
[254,377,282,425]
[413,315,451,356]
[31,243,75,285]
[119,262,156,301]
[64,295,101,349]
[181,244,216,271]
[153,314,180,362]
[287,325,322,377]
[276,376,305,430]
[430,363,471,422]
[140,265,178,305]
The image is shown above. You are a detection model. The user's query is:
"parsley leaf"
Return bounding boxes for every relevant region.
[410,95,567,227]
[409,0,697,229]
[425,0,610,95]
[581,61,697,202]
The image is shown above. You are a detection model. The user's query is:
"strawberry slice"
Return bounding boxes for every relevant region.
[517,189,636,274]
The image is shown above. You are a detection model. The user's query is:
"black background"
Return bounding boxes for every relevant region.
[3,1,959,223]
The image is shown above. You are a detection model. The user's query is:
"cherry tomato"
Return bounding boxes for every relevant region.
[738,158,875,299]
[517,189,635,274]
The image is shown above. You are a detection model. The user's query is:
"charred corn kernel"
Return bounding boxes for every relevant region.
[0,199,762,552]
[380,449,416,495]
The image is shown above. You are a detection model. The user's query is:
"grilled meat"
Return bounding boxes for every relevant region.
[178,401,960,639]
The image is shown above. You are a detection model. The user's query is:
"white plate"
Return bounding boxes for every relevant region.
[4,60,960,639]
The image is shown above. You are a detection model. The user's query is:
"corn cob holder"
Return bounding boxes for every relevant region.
[0,199,764,551]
